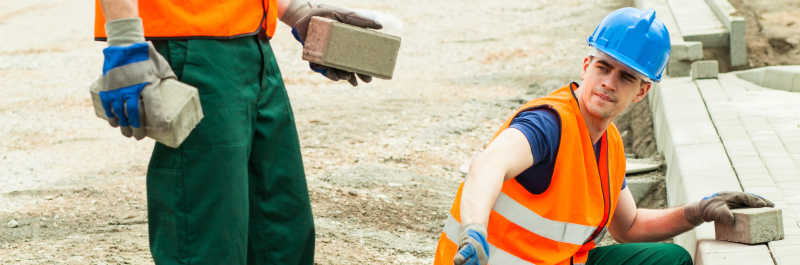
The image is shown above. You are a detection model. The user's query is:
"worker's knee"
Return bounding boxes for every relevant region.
[659,243,692,265]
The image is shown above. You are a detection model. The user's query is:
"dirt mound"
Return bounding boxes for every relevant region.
[729,0,800,68]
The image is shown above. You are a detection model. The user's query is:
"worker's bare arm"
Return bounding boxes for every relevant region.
[608,187,696,242]
[276,0,293,20]
[460,128,534,227]
[100,0,138,21]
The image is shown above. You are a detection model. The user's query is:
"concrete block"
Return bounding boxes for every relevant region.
[695,240,774,265]
[705,0,747,66]
[667,59,691,77]
[794,74,800,92]
[627,176,659,203]
[671,41,704,61]
[303,16,401,79]
[728,19,746,66]
[691,60,719,80]
[715,208,784,244]
[90,78,204,148]
[669,0,730,48]
[770,244,800,265]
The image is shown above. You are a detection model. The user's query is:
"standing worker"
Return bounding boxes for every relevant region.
[433,7,774,265]
[93,0,381,264]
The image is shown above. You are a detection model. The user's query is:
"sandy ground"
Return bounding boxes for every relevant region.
[0,0,795,264]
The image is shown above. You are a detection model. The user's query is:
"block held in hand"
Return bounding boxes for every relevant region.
[91,78,203,148]
[714,207,784,244]
[302,16,401,80]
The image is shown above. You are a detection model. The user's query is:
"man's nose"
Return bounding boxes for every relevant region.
[600,73,617,92]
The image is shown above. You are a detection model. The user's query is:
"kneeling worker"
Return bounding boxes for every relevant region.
[433,7,774,265]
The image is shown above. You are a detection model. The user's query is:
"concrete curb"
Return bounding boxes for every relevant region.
[704,0,747,66]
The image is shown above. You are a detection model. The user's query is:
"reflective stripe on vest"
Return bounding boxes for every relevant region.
[443,215,538,265]
[494,193,596,245]
[433,83,626,265]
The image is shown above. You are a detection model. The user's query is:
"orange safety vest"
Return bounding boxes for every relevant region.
[433,83,626,265]
[94,0,278,40]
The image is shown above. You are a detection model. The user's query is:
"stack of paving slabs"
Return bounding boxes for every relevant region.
[715,208,784,244]
[302,16,401,79]
[90,78,203,148]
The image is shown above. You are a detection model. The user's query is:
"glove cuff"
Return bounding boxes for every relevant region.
[461,223,488,238]
[280,0,313,28]
[106,17,146,46]
[683,202,704,226]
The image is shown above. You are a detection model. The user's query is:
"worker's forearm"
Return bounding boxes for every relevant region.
[622,207,696,242]
[276,0,293,20]
[459,162,506,227]
[278,0,310,27]
[100,0,138,21]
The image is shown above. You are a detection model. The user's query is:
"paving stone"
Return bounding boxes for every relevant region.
[695,240,774,265]
[669,0,729,48]
[770,244,800,265]
[793,74,800,92]
[627,176,659,203]
[715,208,784,244]
[691,60,719,80]
[705,0,746,66]
[671,41,704,61]
[667,59,691,77]
[302,16,401,79]
[90,78,203,148]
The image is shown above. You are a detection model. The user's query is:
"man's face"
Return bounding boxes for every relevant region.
[579,52,651,120]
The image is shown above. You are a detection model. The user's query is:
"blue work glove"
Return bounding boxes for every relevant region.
[684,191,774,225]
[280,1,382,86]
[97,18,179,140]
[454,224,489,265]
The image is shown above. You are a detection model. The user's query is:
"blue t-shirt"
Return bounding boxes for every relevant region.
[508,108,626,194]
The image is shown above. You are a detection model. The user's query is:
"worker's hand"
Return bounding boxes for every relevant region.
[98,18,177,139]
[454,223,489,265]
[281,1,382,86]
[684,192,774,226]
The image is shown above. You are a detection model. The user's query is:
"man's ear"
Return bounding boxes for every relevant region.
[632,81,651,103]
[581,56,592,80]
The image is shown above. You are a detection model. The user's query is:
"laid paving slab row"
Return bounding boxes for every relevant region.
[668,0,729,48]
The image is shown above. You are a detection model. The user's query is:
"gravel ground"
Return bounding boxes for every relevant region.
[3,0,795,264]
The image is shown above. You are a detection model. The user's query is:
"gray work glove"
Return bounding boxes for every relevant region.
[684,191,775,225]
[96,18,179,140]
[281,1,382,86]
[454,223,489,265]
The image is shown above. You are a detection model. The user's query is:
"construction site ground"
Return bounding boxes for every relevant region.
[1,0,799,264]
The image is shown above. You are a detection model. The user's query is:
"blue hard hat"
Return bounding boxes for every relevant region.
[587,7,671,82]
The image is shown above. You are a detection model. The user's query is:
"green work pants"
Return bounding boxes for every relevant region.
[147,36,315,265]
[587,243,693,265]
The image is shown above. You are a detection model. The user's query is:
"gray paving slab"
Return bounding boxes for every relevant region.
[668,59,692,77]
[695,240,774,265]
[668,0,729,48]
[705,0,746,66]
[714,208,784,244]
[303,16,401,79]
[671,41,704,61]
[691,60,719,80]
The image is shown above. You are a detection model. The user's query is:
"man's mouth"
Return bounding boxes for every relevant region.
[593,91,617,103]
